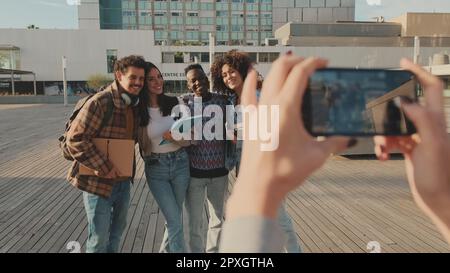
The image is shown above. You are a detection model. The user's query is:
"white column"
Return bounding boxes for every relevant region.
[62,56,68,106]
[209,33,215,92]
[414,36,420,64]
[11,70,15,96]
[33,73,37,96]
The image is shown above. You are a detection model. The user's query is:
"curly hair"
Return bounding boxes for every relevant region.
[210,50,253,94]
[113,55,146,75]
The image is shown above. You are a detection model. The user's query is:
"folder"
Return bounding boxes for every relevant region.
[79,138,135,178]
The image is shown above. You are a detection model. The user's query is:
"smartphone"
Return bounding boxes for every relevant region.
[302,68,418,136]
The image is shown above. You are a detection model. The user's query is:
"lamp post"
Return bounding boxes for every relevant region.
[62,56,68,106]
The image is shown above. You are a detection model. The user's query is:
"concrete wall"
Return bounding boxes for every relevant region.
[1,28,447,84]
[288,46,450,68]
[391,13,450,37]
[280,36,450,48]
[157,45,450,77]
[0,29,157,82]
[278,22,401,37]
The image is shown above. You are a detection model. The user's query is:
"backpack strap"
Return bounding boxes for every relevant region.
[99,92,114,130]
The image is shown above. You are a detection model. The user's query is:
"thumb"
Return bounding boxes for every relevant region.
[401,102,429,135]
[317,136,353,156]
[241,69,258,107]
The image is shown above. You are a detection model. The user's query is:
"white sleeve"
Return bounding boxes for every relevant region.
[220,217,284,253]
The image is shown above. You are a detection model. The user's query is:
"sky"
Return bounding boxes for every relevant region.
[1,0,450,29]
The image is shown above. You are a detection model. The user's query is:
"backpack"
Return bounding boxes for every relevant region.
[58,93,113,161]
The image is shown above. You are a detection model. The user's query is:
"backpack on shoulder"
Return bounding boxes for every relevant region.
[58,93,113,161]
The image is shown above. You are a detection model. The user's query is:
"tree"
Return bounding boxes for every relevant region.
[27,25,39,29]
[0,54,8,69]
[87,74,113,91]
[173,40,205,46]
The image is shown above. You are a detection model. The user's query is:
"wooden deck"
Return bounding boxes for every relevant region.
[0,104,448,253]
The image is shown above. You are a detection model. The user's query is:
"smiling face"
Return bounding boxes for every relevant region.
[146,67,164,95]
[186,69,210,97]
[221,64,244,92]
[115,66,145,95]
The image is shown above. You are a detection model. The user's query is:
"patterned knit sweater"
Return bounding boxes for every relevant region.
[182,93,229,178]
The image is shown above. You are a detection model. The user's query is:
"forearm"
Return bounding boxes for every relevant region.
[67,134,113,176]
[174,139,191,147]
[423,196,450,244]
[226,176,286,220]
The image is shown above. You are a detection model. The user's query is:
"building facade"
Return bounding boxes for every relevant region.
[2,13,449,95]
[1,27,449,95]
[79,0,355,46]
[272,0,355,30]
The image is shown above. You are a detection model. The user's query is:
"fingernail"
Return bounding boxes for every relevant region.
[286,50,292,56]
[347,138,358,148]
[393,97,402,108]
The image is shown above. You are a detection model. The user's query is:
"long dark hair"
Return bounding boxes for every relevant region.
[139,62,179,127]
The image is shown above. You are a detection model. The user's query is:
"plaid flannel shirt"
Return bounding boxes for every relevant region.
[66,81,139,198]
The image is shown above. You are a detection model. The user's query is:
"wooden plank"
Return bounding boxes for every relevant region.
[3,183,77,253]
[121,166,149,252]
[312,166,437,252]
[132,191,153,253]
[320,160,448,252]
[57,212,87,253]
[0,173,70,249]
[45,206,85,253]
[143,212,159,253]
[23,191,82,253]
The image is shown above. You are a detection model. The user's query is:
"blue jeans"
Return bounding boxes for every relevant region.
[278,202,302,253]
[144,149,190,253]
[83,180,131,253]
[185,175,228,253]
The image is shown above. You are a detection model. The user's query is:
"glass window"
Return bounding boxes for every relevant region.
[248,52,257,63]
[259,53,269,63]
[0,50,17,69]
[269,52,280,62]
[174,52,184,63]
[190,52,200,63]
[443,76,450,97]
[201,52,210,63]
[106,49,118,74]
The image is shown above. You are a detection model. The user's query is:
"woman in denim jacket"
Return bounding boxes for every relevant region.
[211,50,302,253]
[138,62,190,253]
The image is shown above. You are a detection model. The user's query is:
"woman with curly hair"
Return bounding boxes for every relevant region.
[211,50,302,253]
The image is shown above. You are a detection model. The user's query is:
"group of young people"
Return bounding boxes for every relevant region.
[65,50,450,253]
[65,50,302,253]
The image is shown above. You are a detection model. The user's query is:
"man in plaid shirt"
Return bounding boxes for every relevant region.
[66,55,146,253]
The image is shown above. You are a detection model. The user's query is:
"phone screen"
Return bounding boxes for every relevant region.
[302,69,418,136]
